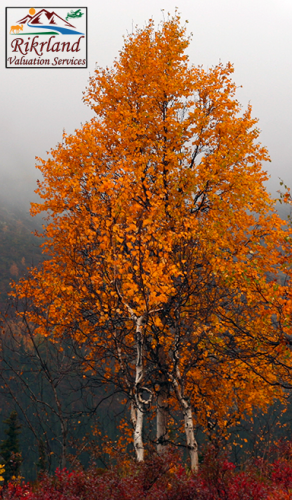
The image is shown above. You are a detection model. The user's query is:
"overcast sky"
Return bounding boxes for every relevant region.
[1,0,292,215]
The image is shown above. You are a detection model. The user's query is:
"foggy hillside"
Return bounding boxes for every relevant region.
[0,203,45,309]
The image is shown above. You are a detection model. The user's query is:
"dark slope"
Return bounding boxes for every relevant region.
[0,205,45,309]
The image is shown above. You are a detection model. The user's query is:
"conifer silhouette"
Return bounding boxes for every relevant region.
[0,411,22,483]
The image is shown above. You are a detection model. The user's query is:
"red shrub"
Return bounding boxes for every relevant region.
[271,460,292,491]
[4,443,292,500]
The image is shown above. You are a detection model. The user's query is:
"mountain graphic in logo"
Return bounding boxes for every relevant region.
[16,9,84,35]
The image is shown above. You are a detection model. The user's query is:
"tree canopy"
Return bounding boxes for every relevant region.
[13,14,292,470]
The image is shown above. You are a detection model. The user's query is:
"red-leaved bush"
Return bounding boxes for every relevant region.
[3,442,292,500]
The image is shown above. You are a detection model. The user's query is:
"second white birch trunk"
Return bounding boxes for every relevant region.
[183,403,198,472]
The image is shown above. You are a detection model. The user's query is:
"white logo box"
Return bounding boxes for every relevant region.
[6,7,87,68]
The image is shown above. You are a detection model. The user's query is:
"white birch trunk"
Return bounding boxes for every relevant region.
[133,316,145,462]
[114,286,150,464]
[131,400,137,429]
[134,405,144,461]
[183,404,199,472]
[169,373,199,472]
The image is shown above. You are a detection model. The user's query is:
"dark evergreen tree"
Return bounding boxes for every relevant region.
[0,411,22,482]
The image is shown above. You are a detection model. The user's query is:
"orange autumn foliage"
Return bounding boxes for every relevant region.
[13,14,292,455]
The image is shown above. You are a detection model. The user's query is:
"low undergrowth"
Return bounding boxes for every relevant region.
[2,442,292,499]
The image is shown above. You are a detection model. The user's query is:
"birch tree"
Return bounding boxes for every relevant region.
[13,14,292,469]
